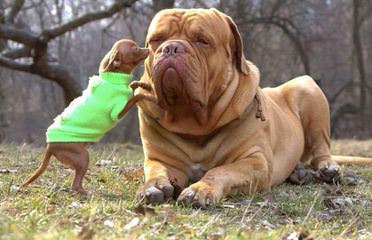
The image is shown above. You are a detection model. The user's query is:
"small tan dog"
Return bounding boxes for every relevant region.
[23,39,149,194]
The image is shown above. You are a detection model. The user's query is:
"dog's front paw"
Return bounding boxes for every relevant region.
[316,162,342,184]
[136,177,174,204]
[177,181,221,209]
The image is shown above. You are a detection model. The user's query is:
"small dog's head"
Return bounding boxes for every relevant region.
[99,39,149,74]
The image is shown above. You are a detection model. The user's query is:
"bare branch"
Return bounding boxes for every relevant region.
[5,0,25,24]
[0,0,139,104]
[0,55,32,71]
[1,46,31,59]
[0,54,82,103]
[238,16,310,74]
[36,62,83,103]
[42,0,138,40]
[0,23,39,46]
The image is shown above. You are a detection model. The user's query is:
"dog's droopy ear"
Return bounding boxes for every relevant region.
[99,48,120,73]
[226,15,249,75]
[110,49,123,68]
[215,9,249,75]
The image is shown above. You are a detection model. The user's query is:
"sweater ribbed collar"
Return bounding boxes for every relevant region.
[99,72,132,84]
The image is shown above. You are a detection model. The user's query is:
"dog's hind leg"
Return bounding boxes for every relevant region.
[291,76,341,183]
[71,148,89,195]
[53,143,90,195]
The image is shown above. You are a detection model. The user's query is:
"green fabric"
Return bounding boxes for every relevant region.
[46,72,132,142]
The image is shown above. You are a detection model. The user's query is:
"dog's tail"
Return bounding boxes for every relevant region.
[331,155,372,164]
[22,145,52,187]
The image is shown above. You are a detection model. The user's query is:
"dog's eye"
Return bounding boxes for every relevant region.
[196,37,209,47]
[149,38,164,46]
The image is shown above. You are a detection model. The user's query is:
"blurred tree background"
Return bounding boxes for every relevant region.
[0,0,371,145]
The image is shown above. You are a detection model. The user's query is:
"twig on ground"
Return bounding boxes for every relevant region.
[302,191,320,224]
[339,215,359,237]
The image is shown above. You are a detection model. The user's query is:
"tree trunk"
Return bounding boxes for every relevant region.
[352,0,367,131]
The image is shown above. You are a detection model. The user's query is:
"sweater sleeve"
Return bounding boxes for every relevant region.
[111,101,125,121]
[110,88,132,121]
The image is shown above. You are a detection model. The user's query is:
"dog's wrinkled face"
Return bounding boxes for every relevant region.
[144,8,249,124]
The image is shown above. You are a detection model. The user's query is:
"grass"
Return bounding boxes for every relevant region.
[0,140,371,239]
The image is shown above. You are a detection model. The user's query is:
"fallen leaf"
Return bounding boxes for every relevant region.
[260,220,275,229]
[209,227,225,239]
[77,225,95,240]
[221,204,235,209]
[0,169,18,174]
[158,204,177,221]
[321,185,353,209]
[103,220,114,228]
[324,196,353,209]
[281,230,313,240]
[10,185,20,193]
[46,205,55,214]
[95,159,112,166]
[315,211,333,221]
[133,204,156,217]
[343,170,364,185]
[357,229,372,240]
[123,217,140,230]
[121,167,144,181]
[283,232,299,240]
[263,191,276,204]
[71,201,81,208]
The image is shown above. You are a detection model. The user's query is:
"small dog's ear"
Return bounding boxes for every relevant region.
[99,48,120,73]
[107,49,121,71]
[113,59,121,68]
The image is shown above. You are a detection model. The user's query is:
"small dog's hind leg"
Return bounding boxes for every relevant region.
[71,148,89,195]
[54,144,90,195]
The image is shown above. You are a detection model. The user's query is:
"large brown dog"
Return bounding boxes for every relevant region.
[132,8,372,208]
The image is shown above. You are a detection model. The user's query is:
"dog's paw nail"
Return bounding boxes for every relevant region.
[177,189,196,206]
[162,185,174,198]
[317,164,342,184]
[144,186,164,204]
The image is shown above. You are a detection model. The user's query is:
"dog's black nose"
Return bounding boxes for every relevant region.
[162,42,186,55]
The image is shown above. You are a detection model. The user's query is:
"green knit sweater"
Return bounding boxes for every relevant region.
[46,72,132,142]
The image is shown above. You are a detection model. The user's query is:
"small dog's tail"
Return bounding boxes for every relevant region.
[22,145,52,187]
[331,155,372,164]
